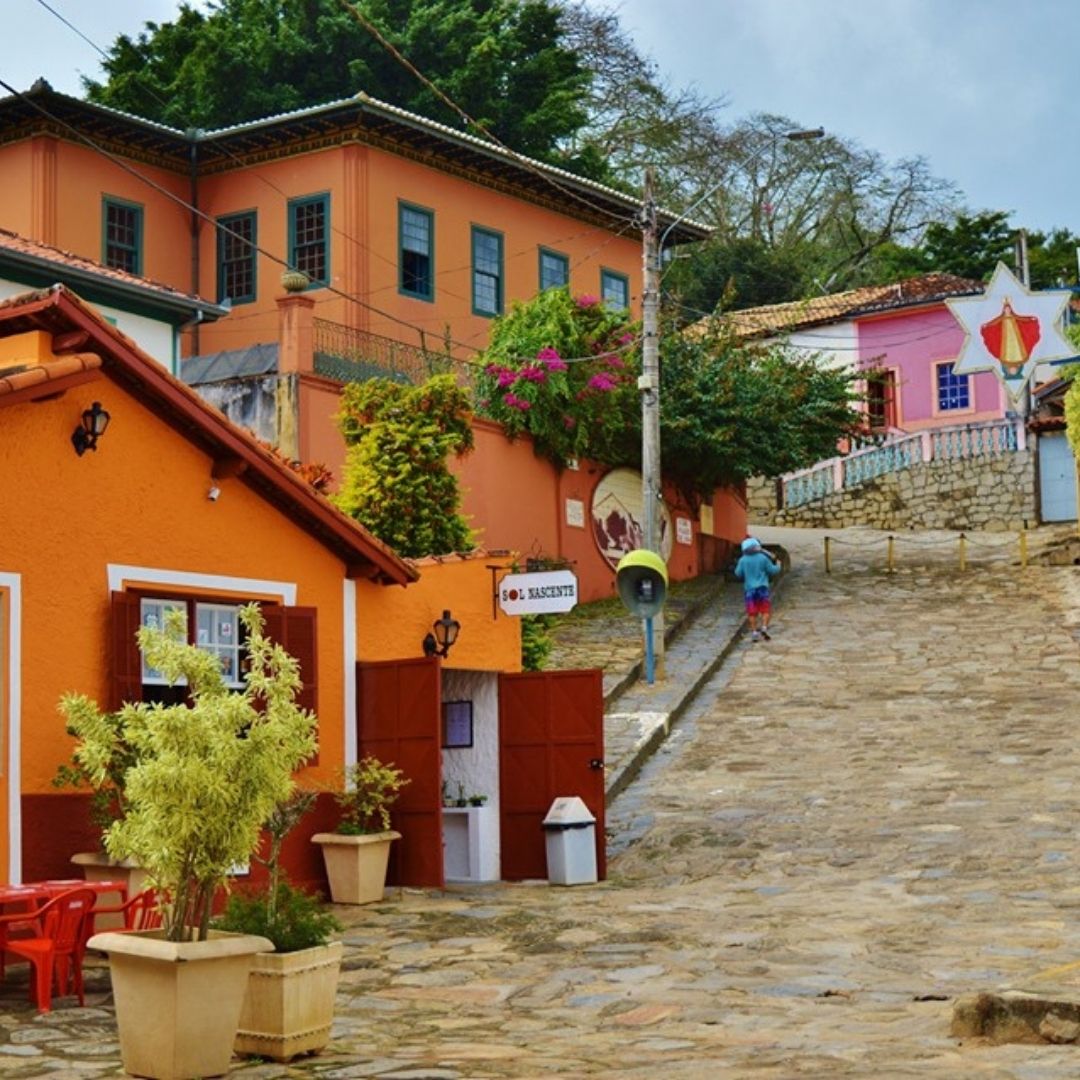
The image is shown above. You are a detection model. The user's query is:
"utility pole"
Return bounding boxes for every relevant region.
[640,167,664,679]
[1014,229,1032,421]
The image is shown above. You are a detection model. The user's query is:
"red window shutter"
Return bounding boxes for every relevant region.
[261,605,319,763]
[110,591,143,711]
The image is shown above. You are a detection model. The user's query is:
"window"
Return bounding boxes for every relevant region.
[472,227,503,316]
[539,248,569,292]
[103,198,143,275]
[140,597,245,700]
[937,362,970,411]
[217,211,257,304]
[866,368,897,430]
[601,268,629,310]
[399,203,434,300]
[288,194,329,286]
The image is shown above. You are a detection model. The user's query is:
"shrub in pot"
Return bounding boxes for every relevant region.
[68,604,316,1080]
[216,792,344,1061]
[313,756,409,904]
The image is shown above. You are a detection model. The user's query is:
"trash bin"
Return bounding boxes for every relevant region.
[542,796,597,885]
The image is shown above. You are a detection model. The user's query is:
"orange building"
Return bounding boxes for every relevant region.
[0,284,554,890]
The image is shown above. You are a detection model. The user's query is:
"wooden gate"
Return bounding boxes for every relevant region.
[356,656,443,888]
[498,669,605,881]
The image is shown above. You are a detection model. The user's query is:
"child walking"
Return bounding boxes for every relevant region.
[734,537,780,642]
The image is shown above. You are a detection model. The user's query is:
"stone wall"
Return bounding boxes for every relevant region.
[748,450,1036,531]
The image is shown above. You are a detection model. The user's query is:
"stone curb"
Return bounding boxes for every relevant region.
[952,989,1080,1045]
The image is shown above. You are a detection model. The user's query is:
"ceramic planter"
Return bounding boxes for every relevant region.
[87,928,273,1080]
[311,830,401,904]
[234,940,343,1061]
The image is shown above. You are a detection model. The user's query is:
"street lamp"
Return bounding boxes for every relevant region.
[638,127,823,680]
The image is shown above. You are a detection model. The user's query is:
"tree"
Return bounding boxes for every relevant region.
[84,0,590,166]
[335,374,474,558]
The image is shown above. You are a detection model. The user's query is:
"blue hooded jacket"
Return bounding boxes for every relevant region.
[734,546,780,593]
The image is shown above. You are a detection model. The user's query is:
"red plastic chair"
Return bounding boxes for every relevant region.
[88,888,161,937]
[0,887,95,1013]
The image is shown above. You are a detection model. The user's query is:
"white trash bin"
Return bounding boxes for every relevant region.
[542,796,597,885]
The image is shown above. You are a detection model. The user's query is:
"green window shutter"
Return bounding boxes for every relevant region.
[216,211,258,304]
[102,197,144,275]
[287,194,330,286]
[399,202,435,301]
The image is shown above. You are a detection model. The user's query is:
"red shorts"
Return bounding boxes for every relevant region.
[745,587,771,615]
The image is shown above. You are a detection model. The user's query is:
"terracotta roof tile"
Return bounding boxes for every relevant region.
[0,351,101,397]
[719,273,984,339]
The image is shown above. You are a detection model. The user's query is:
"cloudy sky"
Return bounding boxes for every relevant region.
[4,0,1076,233]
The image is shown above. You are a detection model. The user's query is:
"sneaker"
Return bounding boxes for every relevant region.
[759,627,771,641]
[750,630,761,642]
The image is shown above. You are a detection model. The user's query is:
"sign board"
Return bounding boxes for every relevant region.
[675,516,693,545]
[498,570,578,616]
[591,467,672,570]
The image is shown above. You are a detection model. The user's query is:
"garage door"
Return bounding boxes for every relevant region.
[1039,432,1077,523]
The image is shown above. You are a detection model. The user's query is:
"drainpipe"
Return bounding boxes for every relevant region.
[187,129,202,355]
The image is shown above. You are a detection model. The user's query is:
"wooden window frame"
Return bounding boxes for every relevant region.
[287,193,330,287]
[471,226,504,317]
[538,247,569,292]
[216,210,258,305]
[398,202,435,302]
[102,196,143,275]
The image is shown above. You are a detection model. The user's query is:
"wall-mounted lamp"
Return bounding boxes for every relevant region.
[71,401,110,456]
[207,484,221,502]
[422,609,461,658]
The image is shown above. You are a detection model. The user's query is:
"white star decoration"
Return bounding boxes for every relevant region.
[945,262,1073,404]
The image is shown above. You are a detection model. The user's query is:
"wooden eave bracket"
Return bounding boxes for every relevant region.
[51,330,92,354]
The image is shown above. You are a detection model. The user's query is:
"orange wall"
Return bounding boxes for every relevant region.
[359,555,520,673]
[0,140,34,238]
[0,372,355,796]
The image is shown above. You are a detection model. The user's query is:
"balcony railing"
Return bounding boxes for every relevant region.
[312,318,474,389]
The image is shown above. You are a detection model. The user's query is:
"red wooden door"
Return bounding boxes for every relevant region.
[498,670,605,881]
[357,657,443,888]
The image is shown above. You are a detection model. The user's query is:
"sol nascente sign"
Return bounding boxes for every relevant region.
[497,570,579,616]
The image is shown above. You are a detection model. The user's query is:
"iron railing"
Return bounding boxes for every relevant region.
[312,318,474,389]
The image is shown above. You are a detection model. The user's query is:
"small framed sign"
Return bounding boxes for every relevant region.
[442,700,474,749]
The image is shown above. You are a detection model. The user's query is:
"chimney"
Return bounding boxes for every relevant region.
[276,272,315,375]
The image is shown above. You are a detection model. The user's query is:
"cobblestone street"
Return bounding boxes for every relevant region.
[5,538,1080,1077]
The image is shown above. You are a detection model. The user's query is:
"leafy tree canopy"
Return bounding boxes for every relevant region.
[84,0,590,166]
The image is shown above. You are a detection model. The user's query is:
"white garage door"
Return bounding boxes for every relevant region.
[1039,432,1077,522]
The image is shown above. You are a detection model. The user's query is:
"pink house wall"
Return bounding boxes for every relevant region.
[856,305,1005,430]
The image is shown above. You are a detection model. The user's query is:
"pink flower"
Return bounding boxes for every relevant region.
[502,392,532,411]
[497,369,517,388]
[537,347,561,361]
[587,372,618,392]
[576,294,600,308]
[618,333,634,347]
[519,365,548,383]
[563,414,577,429]
[605,355,626,369]
[538,346,568,372]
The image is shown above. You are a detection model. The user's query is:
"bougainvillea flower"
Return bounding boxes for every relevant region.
[497,369,517,388]
[587,372,618,391]
[519,365,548,383]
[575,294,600,308]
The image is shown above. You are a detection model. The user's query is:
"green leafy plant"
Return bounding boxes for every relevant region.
[335,374,474,558]
[474,287,640,469]
[60,604,317,942]
[334,756,410,835]
[521,614,554,671]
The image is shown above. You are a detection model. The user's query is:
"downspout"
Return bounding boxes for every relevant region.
[187,129,202,355]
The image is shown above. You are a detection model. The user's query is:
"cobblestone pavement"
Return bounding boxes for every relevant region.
[5,530,1080,1077]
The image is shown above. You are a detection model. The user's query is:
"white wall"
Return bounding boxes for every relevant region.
[0,279,176,372]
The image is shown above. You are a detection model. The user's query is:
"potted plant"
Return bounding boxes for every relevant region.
[468,794,488,807]
[72,603,316,1080]
[216,792,344,1062]
[312,755,409,905]
[54,711,150,907]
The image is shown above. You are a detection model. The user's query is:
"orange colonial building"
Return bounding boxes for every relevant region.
[0,284,527,888]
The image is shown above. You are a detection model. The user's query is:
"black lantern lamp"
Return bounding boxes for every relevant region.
[422,609,461,658]
[71,401,111,456]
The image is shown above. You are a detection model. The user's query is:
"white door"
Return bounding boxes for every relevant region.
[1039,432,1078,523]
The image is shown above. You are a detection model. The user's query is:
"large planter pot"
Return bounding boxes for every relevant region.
[87,928,273,1080]
[311,830,401,905]
[234,940,343,1061]
[71,852,150,928]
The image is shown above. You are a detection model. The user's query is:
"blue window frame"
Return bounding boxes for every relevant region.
[399,203,434,301]
[288,194,329,286]
[937,362,970,411]
[472,227,503,316]
[539,247,569,292]
[216,211,257,304]
[601,268,629,310]
[103,197,143,275]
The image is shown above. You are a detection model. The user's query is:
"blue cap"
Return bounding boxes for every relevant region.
[741,538,761,553]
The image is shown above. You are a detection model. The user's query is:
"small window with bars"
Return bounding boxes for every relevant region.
[472,227,503,316]
[601,268,629,310]
[539,248,569,292]
[216,212,257,304]
[937,362,970,411]
[288,195,329,286]
[103,198,143,275]
[399,203,434,300]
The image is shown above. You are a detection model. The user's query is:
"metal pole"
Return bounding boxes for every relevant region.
[644,615,655,686]
[640,168,665,679]
[824,535,832,574]
[887,535,895,573]
[1019,527,1028,568]
[959,533,967,572]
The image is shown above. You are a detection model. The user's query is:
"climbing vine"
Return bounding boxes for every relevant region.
[335,374,474,558]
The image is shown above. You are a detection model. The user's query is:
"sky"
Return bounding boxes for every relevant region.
[3,0,1077,234]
